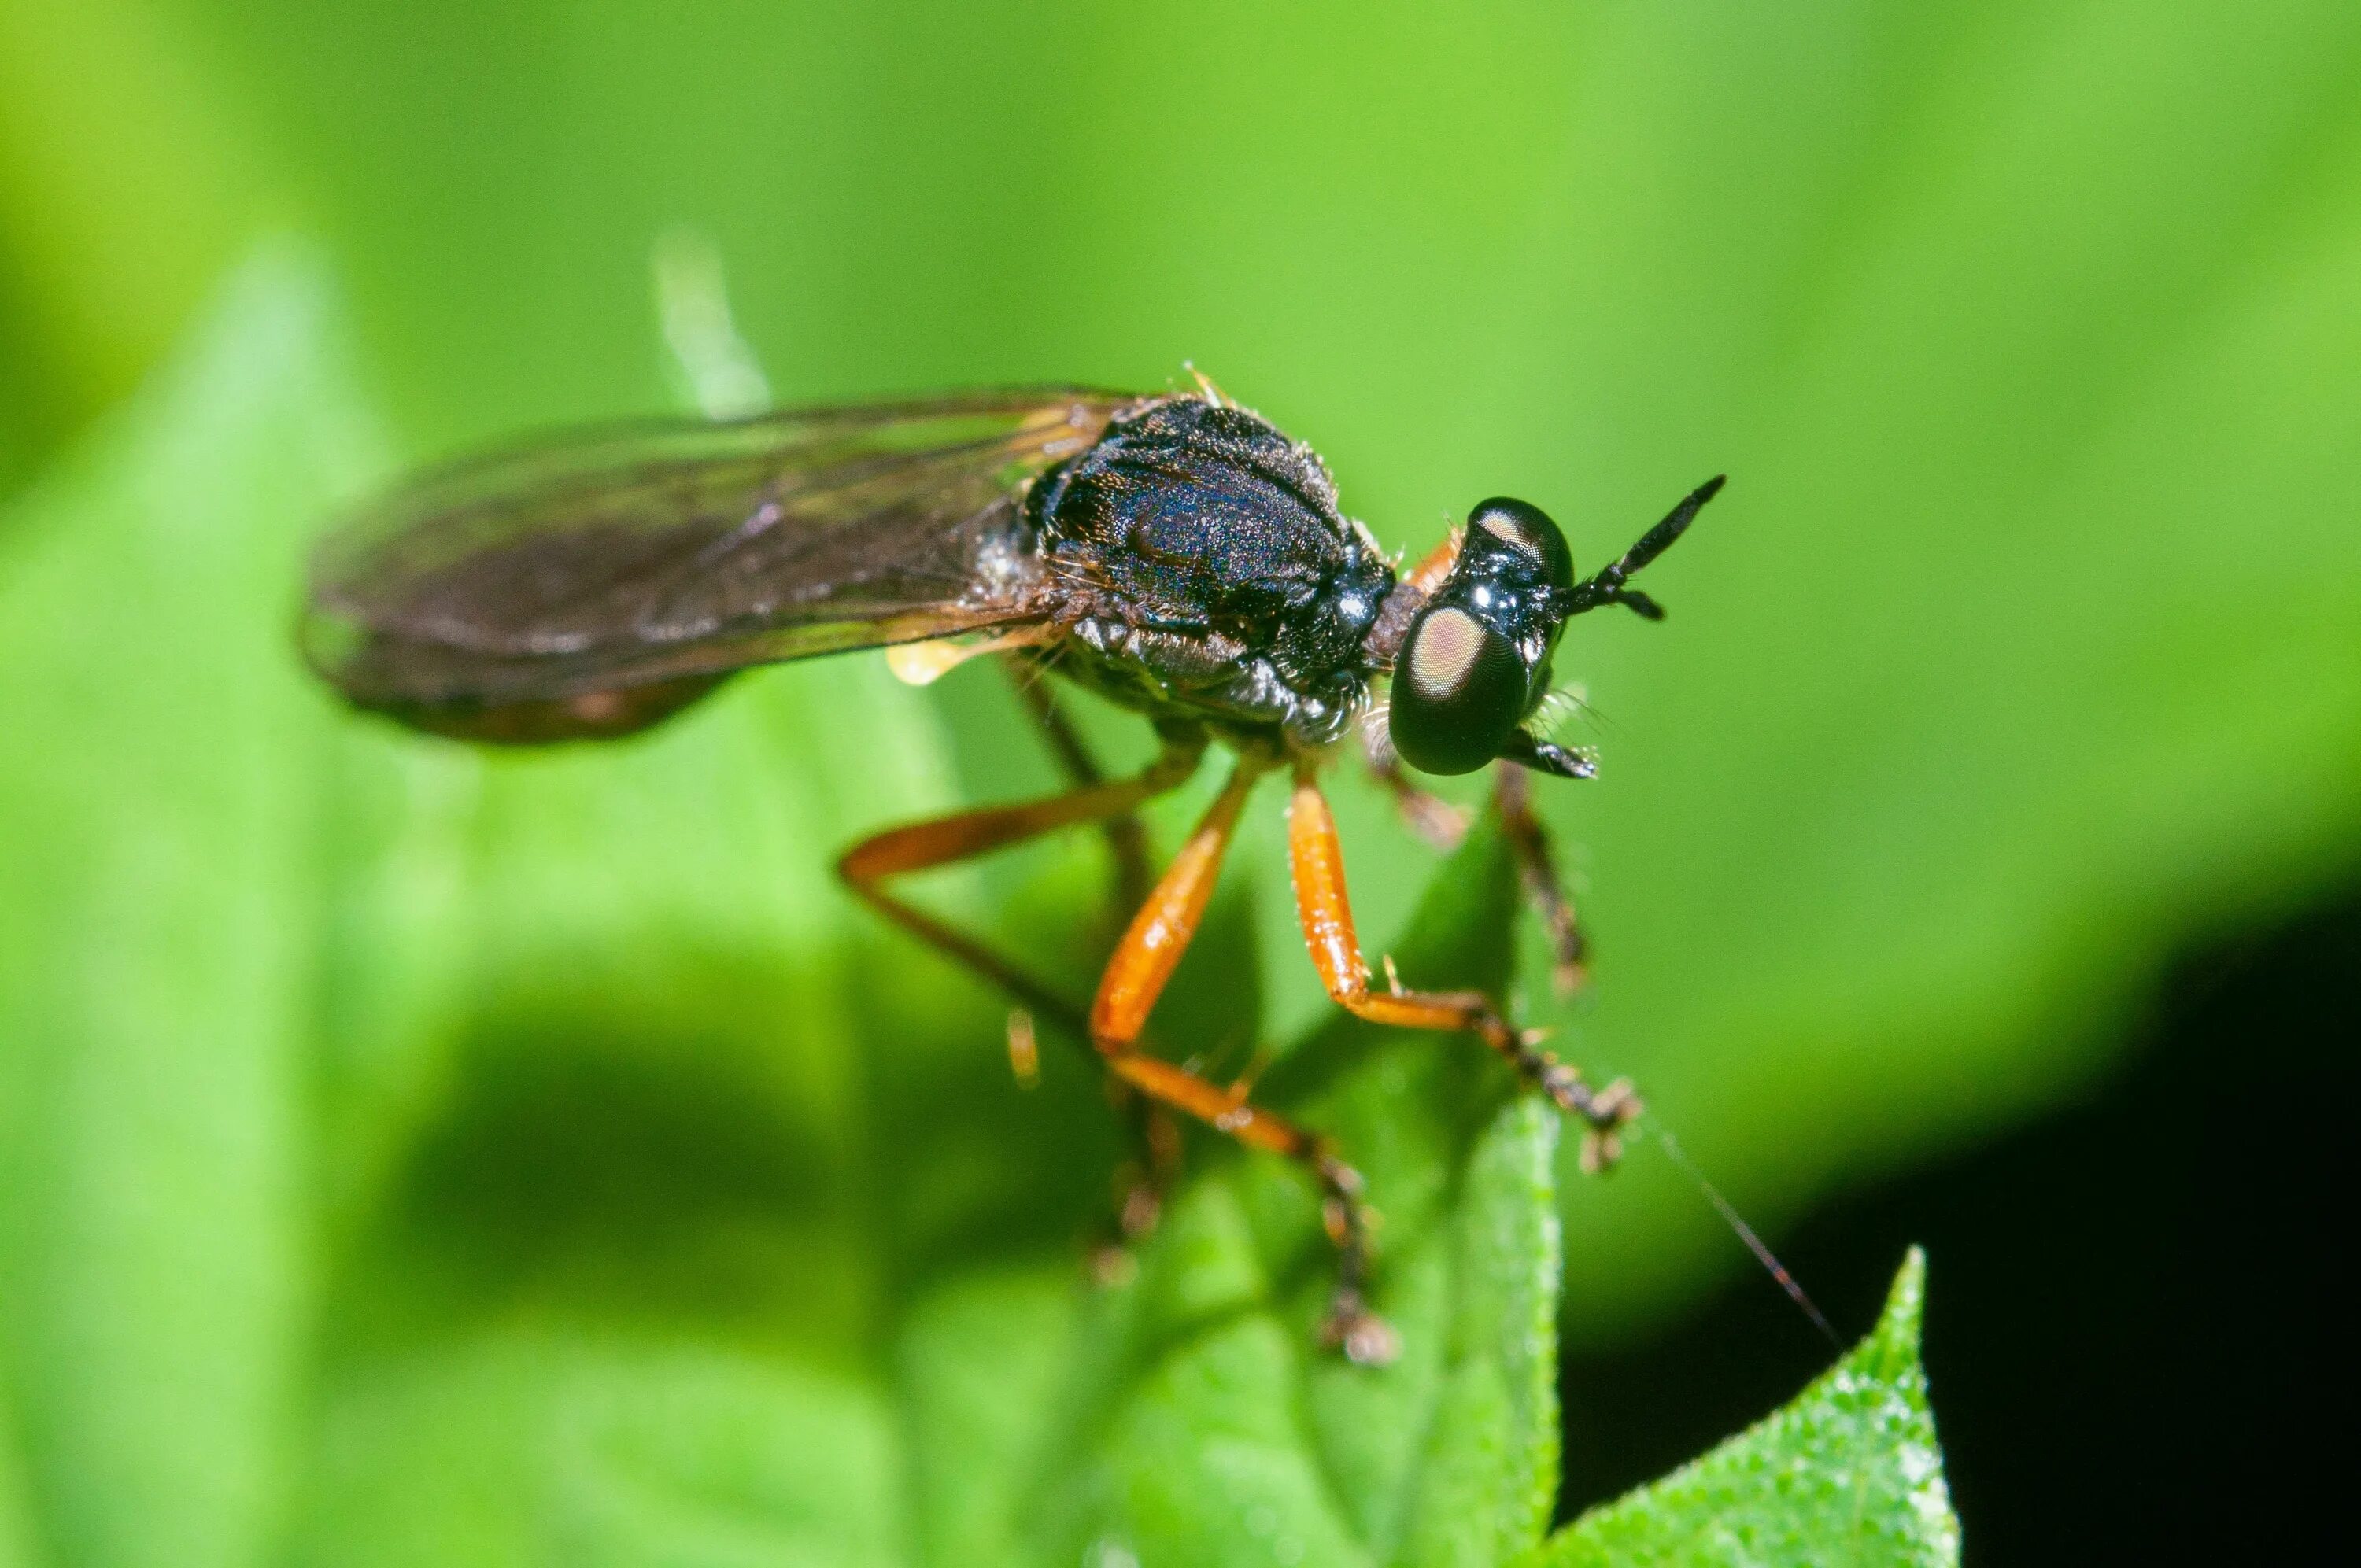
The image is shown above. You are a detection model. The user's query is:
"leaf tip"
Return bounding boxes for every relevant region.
[1861,1244,1929,1379]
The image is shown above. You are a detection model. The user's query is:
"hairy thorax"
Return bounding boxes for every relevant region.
[1022,397,1397,749]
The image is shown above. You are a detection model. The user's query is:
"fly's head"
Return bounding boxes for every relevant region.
[1379,478,1724,780]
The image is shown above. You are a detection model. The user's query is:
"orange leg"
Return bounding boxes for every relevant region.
[998,664,1182,1227]
[1362,530,1463,668]
[1398,531,1464,599]
[836,737,1202,1030]
[1495,762,1588,995]
[837,737,1205,1232]
[1287,764,1640,1171]
[1359,529,1473,846]
[1087,755,1398,1365]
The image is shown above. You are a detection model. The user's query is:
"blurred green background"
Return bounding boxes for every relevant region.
[2,0,2357,1561]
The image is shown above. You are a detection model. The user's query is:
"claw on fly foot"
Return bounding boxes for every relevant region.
[1321,1293,1402,1367]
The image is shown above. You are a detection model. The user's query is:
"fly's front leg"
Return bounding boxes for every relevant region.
[1288,765,1639,1171]
[1360,718,1470,851]
[1088,756,1398,1365]
[1361,528,1473,849]
[1495,762,1588,995]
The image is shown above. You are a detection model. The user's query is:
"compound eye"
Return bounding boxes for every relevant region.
[1387,605,1529,775]
[1467,497,1575,590]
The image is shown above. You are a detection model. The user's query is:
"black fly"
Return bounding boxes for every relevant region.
[305,378,1721,1362]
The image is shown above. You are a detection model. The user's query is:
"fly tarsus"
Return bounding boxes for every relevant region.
[1289,765,1640,1172]
[1312,1151,1398,1366]
[1495,762,1590,994]
[1085,754,1402,1364]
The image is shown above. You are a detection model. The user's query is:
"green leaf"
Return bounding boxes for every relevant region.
[286,815,1567,1568]
[1529,1250,1959,1568]
[0,246,375,1568]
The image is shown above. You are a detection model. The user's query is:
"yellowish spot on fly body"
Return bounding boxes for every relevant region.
[886,640,972,686]
[885,624,1055,685]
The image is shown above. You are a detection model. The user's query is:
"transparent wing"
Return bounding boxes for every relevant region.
[302,388,1133,739]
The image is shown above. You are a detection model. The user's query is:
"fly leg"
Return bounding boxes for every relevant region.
[1004,658,1155,916]
[1358,729,1583,991]
[1288,765,1639,1172]
[836,734,1204,1245]
[1003,659,1178,1226]
[1362,529,1473,847]
[836,734,1202,1029]
[1495,762,1588,996]
[1088,755,1399,1365]
[1360,719,1470,851]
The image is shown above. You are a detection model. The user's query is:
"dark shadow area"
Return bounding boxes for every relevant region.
[404,1025,833,1262]
[355,953,877,1354]
[1558,881,2359,1559]
[344,873,1275,1356]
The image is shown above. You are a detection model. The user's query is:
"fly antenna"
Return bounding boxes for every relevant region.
[1653,1123,1840,1349]
[1561,474,1725,621]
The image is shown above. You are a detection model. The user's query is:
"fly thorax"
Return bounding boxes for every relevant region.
[1269,544,1393,689]
[1026,392,1398,741]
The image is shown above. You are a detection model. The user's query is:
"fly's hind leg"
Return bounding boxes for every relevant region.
[1088,755,1398,1365]
[1288,764,1639,1171]
[835,732,1202,1031]
[836,733,1205,1245]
